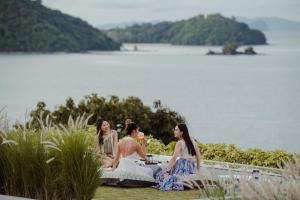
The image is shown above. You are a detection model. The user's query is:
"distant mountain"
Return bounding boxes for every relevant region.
[98,22,144,30]
[237,17,300,32]
[98,22,138,30]
[0,0,120,52]
[105,14,266,46]
[97,21,161,30]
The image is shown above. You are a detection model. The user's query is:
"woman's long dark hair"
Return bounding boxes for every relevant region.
[126,122,138,135]
[96,118,105,145]
[177,123,196,156]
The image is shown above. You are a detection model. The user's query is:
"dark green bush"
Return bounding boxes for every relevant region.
[28,94,184,144]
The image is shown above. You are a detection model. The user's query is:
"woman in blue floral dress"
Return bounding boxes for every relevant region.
[155,123,201,190]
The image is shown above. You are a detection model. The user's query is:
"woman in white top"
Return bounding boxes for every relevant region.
[112,123,153,179]
[155,123,201,190]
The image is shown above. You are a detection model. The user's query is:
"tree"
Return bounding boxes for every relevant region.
[28,101,51,129]
[27,94,185,144]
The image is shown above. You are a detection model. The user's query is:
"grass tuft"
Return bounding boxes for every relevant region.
[0,113,101,200]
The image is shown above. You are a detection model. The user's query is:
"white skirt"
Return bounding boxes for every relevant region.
[116,158,153,178]
[102,158,155,182]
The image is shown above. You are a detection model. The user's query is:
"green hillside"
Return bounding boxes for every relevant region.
[106,14,266,45]
[0,0,120,52]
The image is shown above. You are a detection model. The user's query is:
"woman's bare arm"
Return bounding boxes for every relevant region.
[194,142,201,172]
[112,142,121,169]
[165,141,181,172]
[136,141,147,160]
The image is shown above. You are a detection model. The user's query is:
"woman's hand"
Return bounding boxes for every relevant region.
[141,136,147,146]
[112,160,118,170]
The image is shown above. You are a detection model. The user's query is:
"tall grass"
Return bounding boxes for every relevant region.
[0,113,101,200]
[0,130,48,198]
[183,155,300,200]
[239,155,300,200]
[0,107,9,133]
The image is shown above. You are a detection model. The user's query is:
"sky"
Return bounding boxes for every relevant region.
[42,0,300,26]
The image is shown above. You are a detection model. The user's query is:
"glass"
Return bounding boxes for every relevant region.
[146,154,153,164]
[137,132,144,140]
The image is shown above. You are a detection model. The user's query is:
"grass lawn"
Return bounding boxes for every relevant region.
[94,186,200,200]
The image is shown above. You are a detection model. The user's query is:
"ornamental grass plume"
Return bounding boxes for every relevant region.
[0,113,101,200]
[239,155,300,200]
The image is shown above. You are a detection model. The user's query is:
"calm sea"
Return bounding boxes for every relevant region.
[1,32,299,152]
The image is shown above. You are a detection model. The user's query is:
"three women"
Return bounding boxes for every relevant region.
[95,119,201,190]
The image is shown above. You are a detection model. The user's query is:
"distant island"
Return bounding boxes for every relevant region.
[206,43,257,55]
[98,17,300,33]
[0,0,121,52]
[105,14,267,46]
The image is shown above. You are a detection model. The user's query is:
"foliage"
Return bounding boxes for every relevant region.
[0,0,120,52]
[28,94,185,144]
[27,93,294,169]
[146,135,167,155]
[201,143,294,168]
[0,116,101,199]
[147,139,295,168]
[0,109,297,200]
[106,14,266,45]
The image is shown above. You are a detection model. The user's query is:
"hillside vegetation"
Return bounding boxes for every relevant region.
[106,14,266,45]
[0,0,120,52]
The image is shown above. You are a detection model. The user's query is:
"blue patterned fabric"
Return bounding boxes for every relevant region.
[155,158,196,191]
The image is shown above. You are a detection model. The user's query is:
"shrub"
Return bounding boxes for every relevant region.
[145,138,295,168]
[28,94,184,144]
[146,135,167,155]
[0,116,101,200]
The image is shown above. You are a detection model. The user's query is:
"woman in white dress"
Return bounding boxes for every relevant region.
[112,122,153,179]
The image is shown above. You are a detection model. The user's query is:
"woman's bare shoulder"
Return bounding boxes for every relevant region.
[177,140,184,145]
[175,140,183,148]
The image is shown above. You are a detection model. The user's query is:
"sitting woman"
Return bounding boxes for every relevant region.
[112,122,153,179]
[95,119,118,168]
[155,123,201,191]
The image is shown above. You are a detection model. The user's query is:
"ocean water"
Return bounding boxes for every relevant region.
[0,31,299,152]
